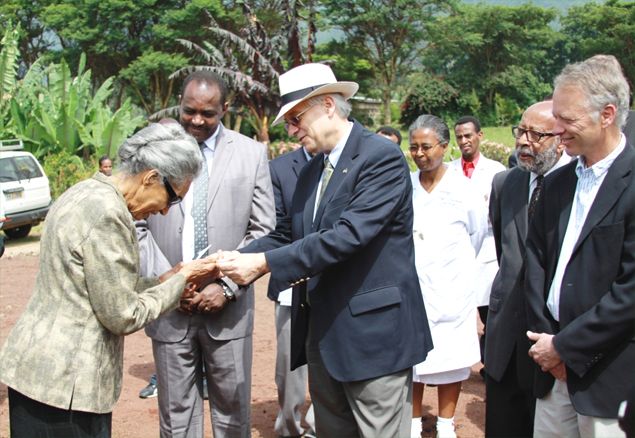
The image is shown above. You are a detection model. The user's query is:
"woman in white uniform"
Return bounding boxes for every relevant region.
[408,115,488,438]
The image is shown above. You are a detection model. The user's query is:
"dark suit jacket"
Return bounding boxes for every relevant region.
[525,142,635,418]
[267,147,308,301]
[242,121,433,382]
[485,168,535,390]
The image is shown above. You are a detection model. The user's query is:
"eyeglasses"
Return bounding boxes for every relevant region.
[511,126,555,143]
[284,105,316,132]
[162,177,183,206]
[409,143,443,154]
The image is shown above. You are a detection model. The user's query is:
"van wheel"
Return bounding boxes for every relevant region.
[4,225,32,239]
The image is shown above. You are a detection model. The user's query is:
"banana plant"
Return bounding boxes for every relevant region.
[6,52,142,159]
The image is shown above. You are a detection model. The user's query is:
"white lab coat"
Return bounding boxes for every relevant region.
[411,168,487,376]
[448,154,506,306]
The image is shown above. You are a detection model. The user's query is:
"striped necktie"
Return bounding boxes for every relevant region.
[528,175,544,222]
[192,143,209,257]
[317,157,334,206]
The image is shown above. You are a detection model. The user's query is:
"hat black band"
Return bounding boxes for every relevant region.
[280,83,329,106]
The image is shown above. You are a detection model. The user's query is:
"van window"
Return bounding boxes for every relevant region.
[0,158,20,182]
[14,156,43,179]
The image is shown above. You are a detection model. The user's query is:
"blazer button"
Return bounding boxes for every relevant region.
[300,303,305,309]
[178,226,183,233]
[520,279,525,287]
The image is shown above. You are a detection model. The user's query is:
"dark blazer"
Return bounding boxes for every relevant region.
[525,142,635,418]
[485,167,534,390]
[267,147,308,301]
[242,121,433,382]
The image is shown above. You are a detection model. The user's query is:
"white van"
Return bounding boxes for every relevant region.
[0,140,52,239]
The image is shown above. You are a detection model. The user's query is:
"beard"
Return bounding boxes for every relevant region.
[515,139,560,175]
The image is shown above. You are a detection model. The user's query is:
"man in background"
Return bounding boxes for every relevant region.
[137,70,275,438]
[449,116,505,368]
[525,54,633,438]
[268,144,316,438]
[376,126,402,145]
[485,101,568,437]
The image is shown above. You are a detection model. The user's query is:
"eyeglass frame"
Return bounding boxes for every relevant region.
[162,177,183,206]
[408,142,445,155]
[283,102,320,132]
[511,126,555,143]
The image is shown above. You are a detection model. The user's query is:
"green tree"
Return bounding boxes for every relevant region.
[40,0,233,114]
[559,0,634,105]
[172,1,285,147]
[422,3,557,117]
[8,54,141,159]
[1,21,20,134]
[0,0,56,71]
[321,0,456,125]
[313,40,375,98]
[400,72,464,127]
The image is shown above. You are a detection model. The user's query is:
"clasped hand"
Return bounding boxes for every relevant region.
[527,331,567,381]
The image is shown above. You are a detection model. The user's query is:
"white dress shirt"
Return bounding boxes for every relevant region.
[181,126,220,262]
[313,122,353,221]
[547,134,626,320]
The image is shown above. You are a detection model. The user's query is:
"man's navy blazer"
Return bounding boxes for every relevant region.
[242,121,433,383]
[267,147,308,301]
[525,142,635,418]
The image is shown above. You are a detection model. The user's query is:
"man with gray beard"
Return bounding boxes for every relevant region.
[483,101,569,437]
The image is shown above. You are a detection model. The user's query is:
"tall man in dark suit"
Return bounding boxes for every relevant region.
[525,55,634,437]
[218,63,433,438]
[268,146,316,438]
[137,71,275,438]
[485,100,568,437]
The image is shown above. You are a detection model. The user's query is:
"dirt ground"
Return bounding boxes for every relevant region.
[0,246,485,438]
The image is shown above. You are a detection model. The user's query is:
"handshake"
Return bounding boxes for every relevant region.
[159,250,270,315]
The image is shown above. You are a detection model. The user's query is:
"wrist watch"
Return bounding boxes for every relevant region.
[216,280,236,302]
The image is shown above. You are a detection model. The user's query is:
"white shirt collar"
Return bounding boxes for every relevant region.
[325,122,354,168]
[200,123,222,151]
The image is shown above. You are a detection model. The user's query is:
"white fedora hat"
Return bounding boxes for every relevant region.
[272,63,359,126]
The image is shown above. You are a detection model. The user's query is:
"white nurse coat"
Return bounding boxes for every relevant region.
[411,168,487,376]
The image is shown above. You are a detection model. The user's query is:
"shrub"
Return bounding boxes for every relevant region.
[43,151,99,200]
[479,139,512,168]
[268,141,302,159]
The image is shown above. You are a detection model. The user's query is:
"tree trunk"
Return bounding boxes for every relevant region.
[382,89,392,126]
[233,115,243,132]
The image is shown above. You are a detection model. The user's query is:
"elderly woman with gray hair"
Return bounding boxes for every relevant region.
[0,123,219,438]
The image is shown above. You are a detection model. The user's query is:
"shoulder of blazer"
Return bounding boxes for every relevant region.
[611,141,635,179]
[270,147,307,171]
[478,153,506,172]
[217,124,266,152]
[448,158,461,169]
[492,167,514,191]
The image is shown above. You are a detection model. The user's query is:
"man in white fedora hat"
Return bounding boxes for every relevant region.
[217,63,433,437]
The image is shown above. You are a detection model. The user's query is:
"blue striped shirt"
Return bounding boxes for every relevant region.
[547,134,626,321]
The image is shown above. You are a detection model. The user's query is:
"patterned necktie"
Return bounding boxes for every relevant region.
[528,175,544,222]
[192,143,209,257]
[317,157,334,206]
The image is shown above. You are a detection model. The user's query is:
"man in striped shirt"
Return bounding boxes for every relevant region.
[524,55,634,438]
